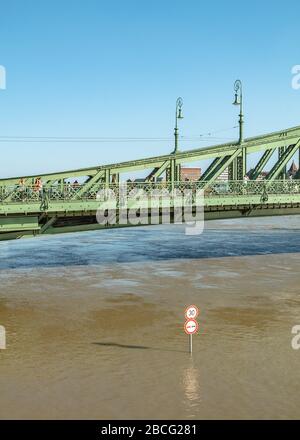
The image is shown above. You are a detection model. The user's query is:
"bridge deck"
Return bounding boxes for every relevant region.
[0,180,299,240]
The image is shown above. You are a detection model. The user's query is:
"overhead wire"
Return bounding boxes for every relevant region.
[0,126,238,143]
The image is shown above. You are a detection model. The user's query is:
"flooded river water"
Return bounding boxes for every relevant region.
[0,216,300,419]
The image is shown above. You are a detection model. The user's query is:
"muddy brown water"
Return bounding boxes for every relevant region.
[0,216,300,419]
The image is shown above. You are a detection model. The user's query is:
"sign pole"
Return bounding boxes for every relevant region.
[189,334,193,355]
[184,306,199,355]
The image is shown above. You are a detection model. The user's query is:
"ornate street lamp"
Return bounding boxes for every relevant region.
[232,80,244,144]
[173,97,183,154]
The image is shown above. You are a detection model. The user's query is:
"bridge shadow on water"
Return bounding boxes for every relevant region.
[0,222,300,270]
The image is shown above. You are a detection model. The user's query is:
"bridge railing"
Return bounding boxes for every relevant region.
[0,180,299,204]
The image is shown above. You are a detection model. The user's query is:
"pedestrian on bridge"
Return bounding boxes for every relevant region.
[34,178,44,199]
[18,178,26,201]
[242,174,250,195]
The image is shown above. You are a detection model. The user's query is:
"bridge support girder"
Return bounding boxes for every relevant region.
[250,149,274,180]
[166,158,180,186]
[145,160,169,182]
[228,148,247,181]
[202,149,240,185]
[267,140,300,181]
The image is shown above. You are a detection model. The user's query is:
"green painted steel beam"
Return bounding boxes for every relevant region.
[145,160,169,181]
[1,125,300,186]
[200,157,220,181]
[202,150,241,186]
[73,169,105,198]
[266,141,300,181]
[250,149,275,180]
[0,216,40,232]
[40,216,57,233]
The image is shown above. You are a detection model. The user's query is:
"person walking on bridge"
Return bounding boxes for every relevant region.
[18,178,26,201]
[242,174,249,195]
[34,177,44,199]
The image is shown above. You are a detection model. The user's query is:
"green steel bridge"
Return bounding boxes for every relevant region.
[1,124,300,241]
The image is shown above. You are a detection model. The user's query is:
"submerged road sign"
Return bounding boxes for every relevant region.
[185,305,199,320]
[184,319,199,335]
[184,306,199,355]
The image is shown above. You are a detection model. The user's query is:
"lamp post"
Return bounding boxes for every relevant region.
[173,97,183,154]
[232,80,243,144]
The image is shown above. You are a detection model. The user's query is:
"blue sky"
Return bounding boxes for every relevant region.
[0,0,300,178]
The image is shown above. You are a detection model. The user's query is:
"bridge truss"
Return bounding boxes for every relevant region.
[0,125,300,240]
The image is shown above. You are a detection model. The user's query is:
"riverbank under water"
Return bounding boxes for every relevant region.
[0,216,300,419]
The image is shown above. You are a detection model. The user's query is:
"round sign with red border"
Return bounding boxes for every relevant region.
[184,319,199,335]
[185,305,199,320]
